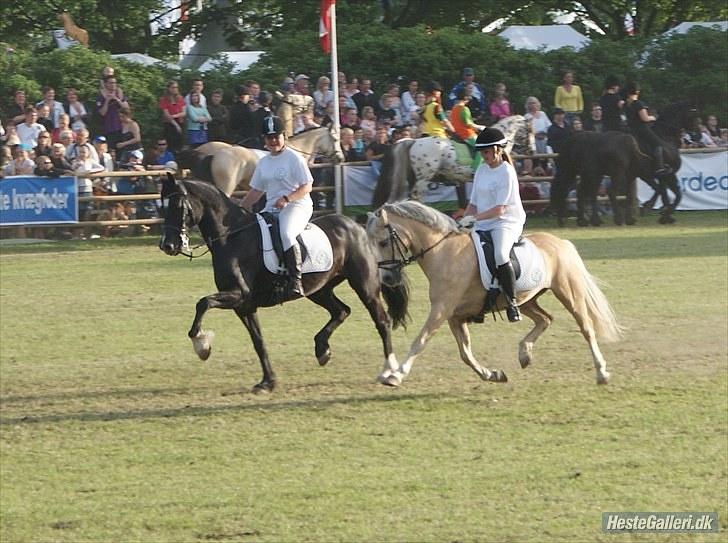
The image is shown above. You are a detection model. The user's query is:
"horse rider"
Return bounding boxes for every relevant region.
[420,81,455,138]
[624,81,672,176]
[599,74,625,132]
[451,87,485,167]
[459,127,526,322]
[241,116,313,299]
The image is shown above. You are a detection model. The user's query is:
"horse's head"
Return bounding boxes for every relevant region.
[326,127,346,163]
[159,173,197,256]
[366,207,407,287]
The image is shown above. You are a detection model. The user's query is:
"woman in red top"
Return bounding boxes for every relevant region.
[159,80,186,152]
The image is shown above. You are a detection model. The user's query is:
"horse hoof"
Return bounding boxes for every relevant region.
[317,348,331,367]
[381,374,402,387]
[659,215,676,224]
[518,354,531,369]
[596,372,610,385]
[252,381,275,394]
[191,330,214,361]
[489,370,508,383]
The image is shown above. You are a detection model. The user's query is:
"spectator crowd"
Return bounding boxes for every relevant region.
[1,65,726,237]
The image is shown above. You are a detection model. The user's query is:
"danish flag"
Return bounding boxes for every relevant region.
[320,0,335,53]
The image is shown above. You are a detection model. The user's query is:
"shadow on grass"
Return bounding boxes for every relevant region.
[0,389,475,426]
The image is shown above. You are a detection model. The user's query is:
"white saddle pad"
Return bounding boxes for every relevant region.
[470,231,547,292]
[256,214,334,275]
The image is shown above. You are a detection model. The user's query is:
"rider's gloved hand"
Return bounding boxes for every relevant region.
[457,215,476,230]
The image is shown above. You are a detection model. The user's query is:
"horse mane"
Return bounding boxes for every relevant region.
[182,179,245,219]
[382,200,459,234]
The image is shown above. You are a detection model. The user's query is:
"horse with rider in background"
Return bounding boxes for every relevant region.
[550,100,694,226]
[372,115,532,213]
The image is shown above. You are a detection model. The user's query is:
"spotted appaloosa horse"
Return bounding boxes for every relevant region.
[372,115,532,208]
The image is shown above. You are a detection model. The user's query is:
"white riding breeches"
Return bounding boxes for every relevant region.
[489,227,521,266]
[278,199,313,250]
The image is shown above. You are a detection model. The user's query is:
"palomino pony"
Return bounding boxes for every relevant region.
[366,201,623,386]
[159,175,408,392]
[178,127,344,196]
[372,115,532,208]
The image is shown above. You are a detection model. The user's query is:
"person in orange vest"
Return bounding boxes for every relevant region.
[450,87,485,168]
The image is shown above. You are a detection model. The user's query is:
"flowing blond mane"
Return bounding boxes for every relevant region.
[382,201,459,234]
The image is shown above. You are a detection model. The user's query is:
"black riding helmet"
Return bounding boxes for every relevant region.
[474,127,508,149]
[424,80,443,94]
[261,116,285,136]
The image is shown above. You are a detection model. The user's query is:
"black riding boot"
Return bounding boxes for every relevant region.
[653,145,672,177]
[283,244,304,299]
[496,263,521,322]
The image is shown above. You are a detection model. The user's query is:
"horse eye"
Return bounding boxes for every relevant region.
[378,240,389,248]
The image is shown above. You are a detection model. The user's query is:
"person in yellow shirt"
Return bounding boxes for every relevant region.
[554,71,583,124]
[420,81,454,138]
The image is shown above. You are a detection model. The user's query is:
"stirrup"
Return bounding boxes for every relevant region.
[506,304,521,323]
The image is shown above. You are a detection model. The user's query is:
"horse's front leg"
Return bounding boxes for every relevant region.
[188,291,244,360]
[385,303,450,387]
[623,176,638,225]
[234,309,277,393]
[447,317,507,383]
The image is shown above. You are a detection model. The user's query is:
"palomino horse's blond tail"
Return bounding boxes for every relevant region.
[566,240,624,343]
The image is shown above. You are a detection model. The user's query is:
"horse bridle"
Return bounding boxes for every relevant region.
[162,187,256,260]
[377,222,456,272]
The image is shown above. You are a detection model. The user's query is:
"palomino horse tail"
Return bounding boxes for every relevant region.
[565,240,624,343]
[380,276,410,330]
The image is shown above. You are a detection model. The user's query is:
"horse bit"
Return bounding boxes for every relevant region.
[377,223,455,272]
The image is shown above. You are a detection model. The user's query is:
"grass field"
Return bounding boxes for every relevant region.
[1,210,727,543]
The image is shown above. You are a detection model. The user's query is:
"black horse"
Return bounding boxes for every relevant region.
[551,102,694,226]
[158,175,409,392]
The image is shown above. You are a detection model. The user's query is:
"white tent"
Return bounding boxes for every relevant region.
[662,21,727,36]
[111,53,180,70]
[498,25,590,51]
[197,51,264,73]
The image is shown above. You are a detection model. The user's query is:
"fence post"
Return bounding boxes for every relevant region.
[334,164,343,215]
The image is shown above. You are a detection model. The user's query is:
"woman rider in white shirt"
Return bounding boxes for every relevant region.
[241,116,314,298]
[460,127,526,322]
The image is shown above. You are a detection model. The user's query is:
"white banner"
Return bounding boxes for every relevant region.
[638,150,728,210]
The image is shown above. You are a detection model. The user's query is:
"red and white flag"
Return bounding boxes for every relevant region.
[320,0,335,53]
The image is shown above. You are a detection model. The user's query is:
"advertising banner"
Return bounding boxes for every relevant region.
[0,176,78,225]
[638,151,727,210]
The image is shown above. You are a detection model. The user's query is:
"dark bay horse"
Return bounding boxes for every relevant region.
[158,175,408,392]
[177,127,344,196]
[551,102,694,226]
[367,201,623,386]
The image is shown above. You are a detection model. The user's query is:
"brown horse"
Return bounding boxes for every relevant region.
[367,201,623,386]
[178,127,343,196]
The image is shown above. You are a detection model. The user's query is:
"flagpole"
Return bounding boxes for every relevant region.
[329,3,343,214]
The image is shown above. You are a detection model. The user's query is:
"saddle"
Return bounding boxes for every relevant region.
[256,213,333,276]
[468,231,547,323]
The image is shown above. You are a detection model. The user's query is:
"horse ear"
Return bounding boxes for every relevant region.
[379,209,389,226]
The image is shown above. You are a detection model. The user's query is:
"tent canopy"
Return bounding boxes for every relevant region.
[197,51,264,73]
[497,25,590,51]
[110,53,180,70]
[662,21,727,36]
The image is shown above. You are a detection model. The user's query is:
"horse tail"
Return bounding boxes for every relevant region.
[565,240,624,343]
[380,274,410,330]
[372,146,395,209]
[372,140,416,208]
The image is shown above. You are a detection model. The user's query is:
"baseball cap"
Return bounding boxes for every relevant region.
[553,107,565,115]
[295,74,310,82]
[19,143,32,151]
[130,149,144,159]
[462,67,475,76]
[93,135,107,143]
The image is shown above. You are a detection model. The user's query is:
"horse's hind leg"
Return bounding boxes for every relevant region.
[234,309,276,393]
[306,285,352,367]
[188,291,243,360]
[551,282,610,385]
[518,297,553,369]
[447,317,507,383]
